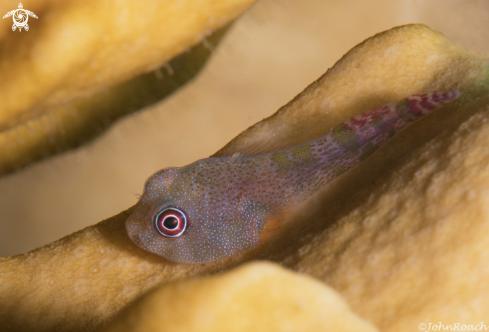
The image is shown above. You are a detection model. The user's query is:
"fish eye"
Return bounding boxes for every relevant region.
[155,208,187,237]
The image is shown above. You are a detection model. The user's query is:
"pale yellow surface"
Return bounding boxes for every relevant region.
[215,24,486,156]
[0,0,255,173]
[1,24,489,332]
[0,0,254,127]
[101,262,379,332]
[4,0,488,259]
[0,26,229,174]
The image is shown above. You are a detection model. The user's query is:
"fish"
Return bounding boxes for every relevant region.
[126,90,460,264]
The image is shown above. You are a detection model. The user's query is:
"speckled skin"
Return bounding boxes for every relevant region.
[126,91,460,264]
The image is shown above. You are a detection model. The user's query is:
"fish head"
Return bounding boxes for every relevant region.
[125,159,269,264]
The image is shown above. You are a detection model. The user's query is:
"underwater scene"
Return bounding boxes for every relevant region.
[0,0,488,331]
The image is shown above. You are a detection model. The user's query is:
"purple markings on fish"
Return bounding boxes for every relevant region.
[126,91,460,264]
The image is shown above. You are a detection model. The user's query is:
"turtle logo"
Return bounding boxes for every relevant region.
[3,3,38,32]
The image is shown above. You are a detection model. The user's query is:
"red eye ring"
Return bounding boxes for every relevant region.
[155,208,187,237]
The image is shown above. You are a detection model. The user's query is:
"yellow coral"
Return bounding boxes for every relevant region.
[0,0,256,174]
[1,24,489,332]
[101,262,379,332]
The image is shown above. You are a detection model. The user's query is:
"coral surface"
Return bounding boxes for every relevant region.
[1,24,489,332]
[0,0,255,173]
[101,262,379,332]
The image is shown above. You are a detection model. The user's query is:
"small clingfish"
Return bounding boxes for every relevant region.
[126,91,460,264]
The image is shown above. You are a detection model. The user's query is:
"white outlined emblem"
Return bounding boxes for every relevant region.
[3,3,38,32]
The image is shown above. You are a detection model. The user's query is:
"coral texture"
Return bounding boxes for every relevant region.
[0,0,255,173]
[1,24,489,332]
[101,262,379,332]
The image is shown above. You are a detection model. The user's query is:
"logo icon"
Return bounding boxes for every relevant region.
[3,3,38,32]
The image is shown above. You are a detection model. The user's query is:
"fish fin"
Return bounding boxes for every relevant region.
[238,138,291,156]
[214,135,292,157]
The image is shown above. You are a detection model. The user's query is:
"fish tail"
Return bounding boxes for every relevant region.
[336,90,461,149]
[264,91,460,219]
[312,90,461,175]
[271,91,460,191]
[403,90,461,117]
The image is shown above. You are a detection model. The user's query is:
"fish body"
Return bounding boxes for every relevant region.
[126,91,460,264]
